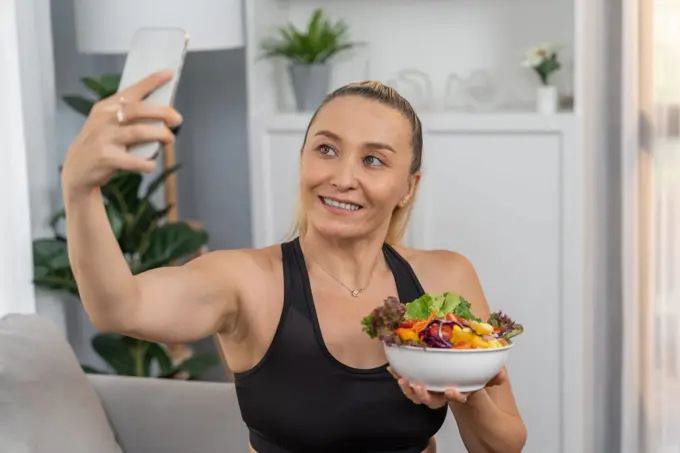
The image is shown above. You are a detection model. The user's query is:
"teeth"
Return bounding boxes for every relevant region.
[322,197,361,211]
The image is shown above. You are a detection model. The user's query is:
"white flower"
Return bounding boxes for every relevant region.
[522,41,559,68]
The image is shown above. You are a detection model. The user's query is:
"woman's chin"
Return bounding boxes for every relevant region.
[308,219,370,241]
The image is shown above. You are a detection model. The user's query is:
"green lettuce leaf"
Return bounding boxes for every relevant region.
[452,297,482,322]
[404,292,481,321]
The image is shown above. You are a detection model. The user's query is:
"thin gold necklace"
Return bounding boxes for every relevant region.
[310,255,375,298]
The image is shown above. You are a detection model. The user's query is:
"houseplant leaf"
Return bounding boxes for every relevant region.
[81,364,108,374]
[62,95,95,116]
[145,342,174,376]
[33,238,69,271]
[91,333,137,376]
[82,77,112,99]
[99,74,121,95]
[102,171,144,216]
[160,353,221,380]
[105,202,125,239]
[135,223,208,273]
[32,238,78,294]
[32,71,219,381]
[121,336,154,376]
[142,163,182,203]
[259,8,355,64]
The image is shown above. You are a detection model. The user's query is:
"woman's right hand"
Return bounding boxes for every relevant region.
[61,70,183,200]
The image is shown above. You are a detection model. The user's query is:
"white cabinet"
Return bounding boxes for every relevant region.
[248,112,586,453]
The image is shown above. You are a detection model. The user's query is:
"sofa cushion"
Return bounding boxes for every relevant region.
[0,313,122,453]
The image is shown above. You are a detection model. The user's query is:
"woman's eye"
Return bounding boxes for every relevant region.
[363,155,384,167]
[318,145,337,156]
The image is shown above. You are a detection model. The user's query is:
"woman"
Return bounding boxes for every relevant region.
[61,70,527,453]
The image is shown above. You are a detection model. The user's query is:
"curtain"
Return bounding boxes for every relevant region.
[638,1,680,451]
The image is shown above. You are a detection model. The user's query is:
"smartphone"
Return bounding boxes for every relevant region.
[117,27,189,160]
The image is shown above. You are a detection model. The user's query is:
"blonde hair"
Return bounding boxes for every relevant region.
[287,81,423,245]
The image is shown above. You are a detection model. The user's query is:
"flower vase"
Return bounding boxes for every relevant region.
[536,85,558,114]
[289,63,331,112]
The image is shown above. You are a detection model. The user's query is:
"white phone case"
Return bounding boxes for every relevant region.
[117,27,189,160]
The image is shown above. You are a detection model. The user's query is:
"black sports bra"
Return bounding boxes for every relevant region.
[233,238,447,452]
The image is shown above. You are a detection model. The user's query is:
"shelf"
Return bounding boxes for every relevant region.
[251,111,578,134]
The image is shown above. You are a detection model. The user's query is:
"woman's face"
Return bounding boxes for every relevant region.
[299,95,419,241]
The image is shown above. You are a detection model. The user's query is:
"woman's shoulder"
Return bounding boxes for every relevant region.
[193,243,284,278]
[391,244,481,295]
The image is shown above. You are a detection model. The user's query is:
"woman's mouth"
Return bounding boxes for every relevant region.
[319,196,363,212]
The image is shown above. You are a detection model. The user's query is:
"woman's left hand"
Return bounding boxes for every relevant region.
[387,366,507,408]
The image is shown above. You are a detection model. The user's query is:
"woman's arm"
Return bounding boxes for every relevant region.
[65,188,246,344]
[61,72,248,345]
[442,253,527,453]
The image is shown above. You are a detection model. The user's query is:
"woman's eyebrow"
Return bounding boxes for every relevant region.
[314,130,396,153]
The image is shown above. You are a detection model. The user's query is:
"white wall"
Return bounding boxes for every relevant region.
[0,0,37,316]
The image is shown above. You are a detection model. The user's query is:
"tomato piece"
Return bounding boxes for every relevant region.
[440,325,453,341]
[446,313,467,324]
[400,321,415,329]
[428,325,439,337]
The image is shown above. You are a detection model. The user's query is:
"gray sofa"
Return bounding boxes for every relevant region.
[1,313,463,453]
[0,313,249,453]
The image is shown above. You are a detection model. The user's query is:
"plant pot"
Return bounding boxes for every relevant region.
[289,63,331,112]
[536,85,558,114]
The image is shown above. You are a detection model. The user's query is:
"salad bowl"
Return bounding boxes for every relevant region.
[362,292,523,393]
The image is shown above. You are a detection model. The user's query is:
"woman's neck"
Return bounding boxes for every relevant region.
[299,228,389,292]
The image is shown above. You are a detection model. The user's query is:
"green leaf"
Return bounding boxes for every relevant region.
[145,342,174,375]
[82,77,110,99]
[123,202,174,254]
[81,364,108,374]
[121,336,153,376]
[102,171,143,215]
[32,238,70,273]
[79,74,120,100]
[404,294,435,320]
[161,353,220,380]
[135,223,208,273]
[452,298,482,322]
[91,333,136,376]
[259,8,355,64]
[439,292,463,315]
[403,292,478,321]
[142,164,182,203]
[99,74,121,96]
[31,238,78,293]
[105,203,125,239]
[62,95,95,116]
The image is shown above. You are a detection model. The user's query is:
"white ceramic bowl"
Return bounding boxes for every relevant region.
[384,342,514,393]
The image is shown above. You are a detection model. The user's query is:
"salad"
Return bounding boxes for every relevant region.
[361,292,524,350]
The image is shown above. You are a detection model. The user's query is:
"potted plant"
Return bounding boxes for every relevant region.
[522,42,562,114]
[33,75,219,379]
[260,8,356,112]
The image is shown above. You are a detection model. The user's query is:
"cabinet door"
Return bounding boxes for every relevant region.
[250,129,304,247]
[415,132,563,453]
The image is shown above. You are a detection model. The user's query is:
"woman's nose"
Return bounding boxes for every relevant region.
[331,158,359,191]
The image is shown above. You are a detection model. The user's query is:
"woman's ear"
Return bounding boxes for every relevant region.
[403,172,421,205]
